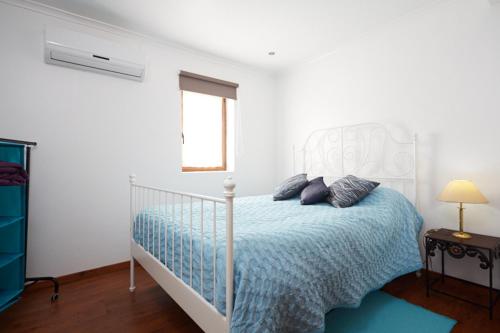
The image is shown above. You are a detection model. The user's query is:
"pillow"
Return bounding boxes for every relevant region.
[300,177,330,205]
[326,175,380,208]
[273,174,309,201]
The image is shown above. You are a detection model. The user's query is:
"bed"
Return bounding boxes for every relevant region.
[128,123,421,333]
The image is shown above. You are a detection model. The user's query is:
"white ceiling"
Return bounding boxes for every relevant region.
[32,0,441,71]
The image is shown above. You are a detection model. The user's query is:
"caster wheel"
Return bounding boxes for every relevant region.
[51,293,59,303]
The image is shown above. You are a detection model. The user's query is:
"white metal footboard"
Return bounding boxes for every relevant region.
[128,174,235,333]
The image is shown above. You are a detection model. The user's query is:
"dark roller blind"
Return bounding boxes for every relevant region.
[179,71,238,100]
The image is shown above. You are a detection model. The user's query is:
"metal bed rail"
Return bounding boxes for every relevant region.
[128,174,235,333]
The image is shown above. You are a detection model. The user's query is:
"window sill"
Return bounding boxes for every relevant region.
[181,170,234,174]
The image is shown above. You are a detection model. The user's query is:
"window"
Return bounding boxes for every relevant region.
[179,71,238,172]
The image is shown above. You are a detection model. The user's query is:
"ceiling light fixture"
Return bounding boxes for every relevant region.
[268,51,275,56]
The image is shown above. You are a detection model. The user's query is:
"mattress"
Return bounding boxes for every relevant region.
[133,187,423,333]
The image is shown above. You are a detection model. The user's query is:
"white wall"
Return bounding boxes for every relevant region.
[0,2,276,277]
[276,0,500,286]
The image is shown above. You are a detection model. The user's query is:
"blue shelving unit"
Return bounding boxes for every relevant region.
[0,139,59,313]
[0,138,59,312]
[0,141,27,312]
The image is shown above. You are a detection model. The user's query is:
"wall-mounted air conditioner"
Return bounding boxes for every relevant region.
[44,27,145,81]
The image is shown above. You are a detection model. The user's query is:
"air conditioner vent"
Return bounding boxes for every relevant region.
[45,27,145,81]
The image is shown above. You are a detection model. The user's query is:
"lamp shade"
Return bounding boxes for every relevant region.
[438,180,488,204]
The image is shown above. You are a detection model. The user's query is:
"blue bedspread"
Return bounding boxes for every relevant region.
[133,187,423,333]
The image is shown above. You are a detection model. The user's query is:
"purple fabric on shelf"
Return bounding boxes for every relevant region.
[0,161,28,186]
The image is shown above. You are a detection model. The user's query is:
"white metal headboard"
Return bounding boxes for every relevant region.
[293,123,417,205]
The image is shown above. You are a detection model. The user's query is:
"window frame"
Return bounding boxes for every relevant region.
[181,91,228,172]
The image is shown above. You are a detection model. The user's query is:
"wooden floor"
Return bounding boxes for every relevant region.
[0,266,499,332]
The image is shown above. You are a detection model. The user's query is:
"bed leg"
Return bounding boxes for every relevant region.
[129,257,136,292]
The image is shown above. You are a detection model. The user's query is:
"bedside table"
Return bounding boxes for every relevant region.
[425,228,500,319]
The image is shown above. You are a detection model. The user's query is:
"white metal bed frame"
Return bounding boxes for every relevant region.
[129,176,235,333]
[128,123,417,333]
[293,122,417,205]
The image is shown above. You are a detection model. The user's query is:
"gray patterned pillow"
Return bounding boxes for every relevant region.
[273,174,308,201]
[326,175,380,208]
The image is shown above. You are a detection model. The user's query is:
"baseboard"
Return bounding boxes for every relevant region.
[27,263,495,295]
[25,260,135,292]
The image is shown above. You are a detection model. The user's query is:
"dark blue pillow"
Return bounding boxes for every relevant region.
[300,177,329,205]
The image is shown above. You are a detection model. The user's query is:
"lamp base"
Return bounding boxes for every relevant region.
[452,231,472,239]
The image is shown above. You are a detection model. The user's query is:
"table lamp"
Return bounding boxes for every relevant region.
[438,180,488,239]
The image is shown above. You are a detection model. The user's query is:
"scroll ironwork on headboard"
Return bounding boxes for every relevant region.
[293,123,417,205]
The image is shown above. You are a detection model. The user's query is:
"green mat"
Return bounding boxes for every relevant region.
[325,291,456,333]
